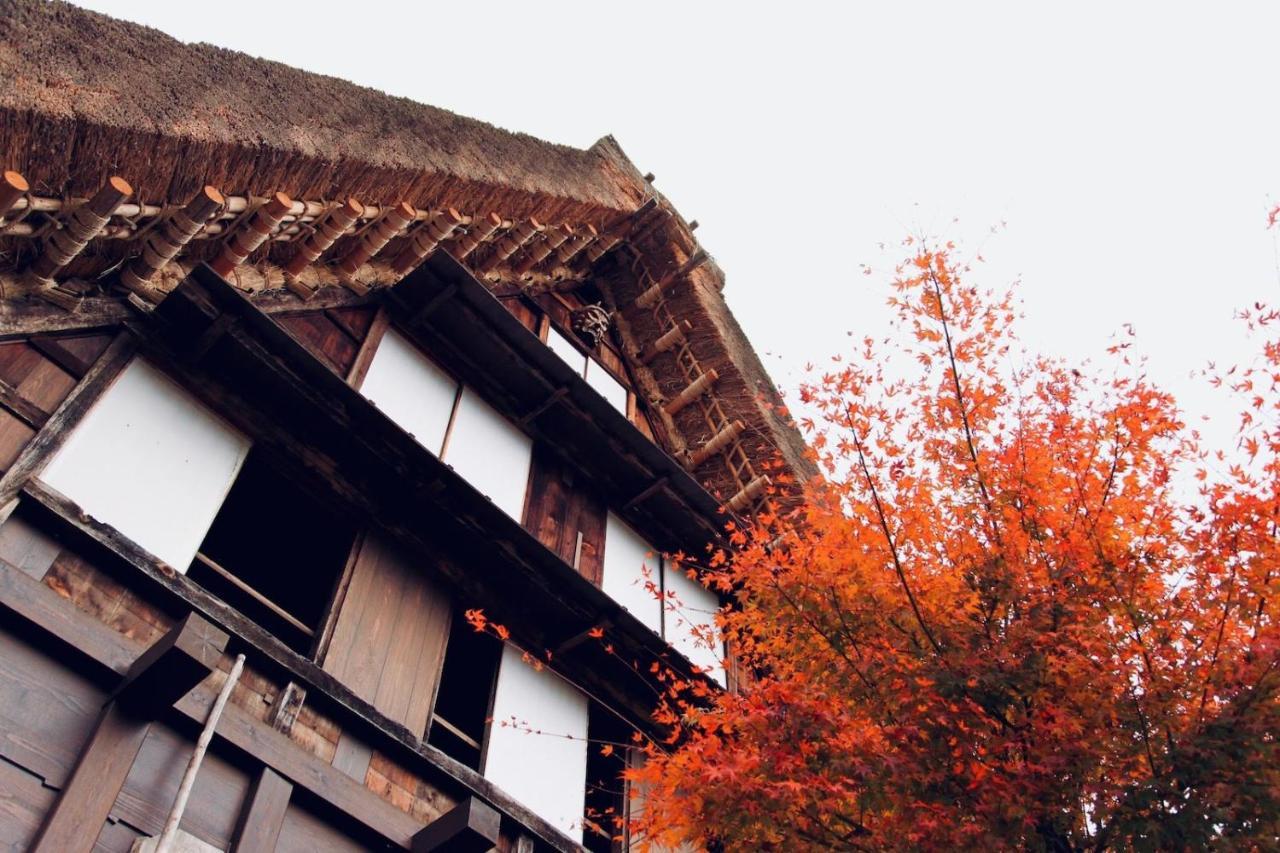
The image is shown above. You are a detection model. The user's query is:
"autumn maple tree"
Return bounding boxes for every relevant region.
[628,244,1280,850]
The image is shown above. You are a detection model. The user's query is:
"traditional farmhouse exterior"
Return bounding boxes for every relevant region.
[0,2,811,850]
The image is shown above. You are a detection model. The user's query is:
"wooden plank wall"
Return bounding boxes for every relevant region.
[0,513,465,849]
[0,332,114,471]
[277,306,380,378]
[321,534,452,739]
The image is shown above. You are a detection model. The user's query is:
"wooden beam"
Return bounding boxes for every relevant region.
[0,331,136,506]
[0,378,49,429]
[30,611,228,852]
[688,419,746,468]
[29,334,96,377]
[664,369,719,416]
[345,307,391,389]
[0,170,28,223]
[230,767,293,853]
[210,192,293,280]
[411,797,502,853]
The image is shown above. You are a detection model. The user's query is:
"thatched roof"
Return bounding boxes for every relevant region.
[0,0,816,511]
[0,0,645,221]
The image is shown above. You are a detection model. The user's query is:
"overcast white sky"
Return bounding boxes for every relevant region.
[80,1,1280,458]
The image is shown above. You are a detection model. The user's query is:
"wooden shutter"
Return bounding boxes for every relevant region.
[321,533,452,736]
[522,445,605,584]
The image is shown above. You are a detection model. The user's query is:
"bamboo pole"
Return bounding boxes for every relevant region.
[583,230,623,265]
[156,653,246,853]
[209,192,293,279]
[120,186,224,301]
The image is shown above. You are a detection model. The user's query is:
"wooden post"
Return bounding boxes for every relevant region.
[448,212,502,261]
[120,186,225,301]
[664,369,718,416]
[513,224,570,276]
[640,319,693,364]
[688,419,746,467]
[0,170,28,223]
[30,612,229,852]
[230,767,293,852]
[209,192,293,280]
[725,474,770,514]
[479,218,542,276]
[410,797,501,853]
[26,176,133,309]
[284,197,364,296]
[392,208,464,276]
[337,201,416,294]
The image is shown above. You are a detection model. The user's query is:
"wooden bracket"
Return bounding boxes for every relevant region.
[411,796,502,853]
[517,386,569,426]
[110,611,230,717]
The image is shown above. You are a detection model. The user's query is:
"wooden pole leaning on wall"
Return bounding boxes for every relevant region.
[688,419,746,467]
[25,176,133,310]
[479,218,543,277]
[209,192,293,280]
[0,170,28,223]
[448,211,502,261]
[283,197,364,298]
[513,223,571,276]
[664,368,719,417]
[392,207,465,276]
[725,474,770,514]
[120,185,225,303]
[640,319,693,364]
[337,201,416,294]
